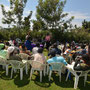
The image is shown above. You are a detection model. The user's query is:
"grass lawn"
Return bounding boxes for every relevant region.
[0,49,90,90]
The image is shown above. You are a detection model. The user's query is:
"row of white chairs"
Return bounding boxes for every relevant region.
[0,54,90,89]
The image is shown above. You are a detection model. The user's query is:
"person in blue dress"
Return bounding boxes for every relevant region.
[25,36,32,51]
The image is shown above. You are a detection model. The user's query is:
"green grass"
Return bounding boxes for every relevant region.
[0,68,90,90]
[0,49,90,90]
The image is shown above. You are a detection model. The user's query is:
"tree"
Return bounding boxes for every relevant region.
[23,11,32,30]
[32,20,42,31]
[82,19,90,32]
[82,19,88,29]
[36,0,74,30]
[1,0,32,29]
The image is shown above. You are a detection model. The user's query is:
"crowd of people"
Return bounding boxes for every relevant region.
[0,32,90,74]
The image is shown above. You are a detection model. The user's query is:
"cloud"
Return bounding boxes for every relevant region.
[0,5,10,28]
[64,11,90,26]
[66,11,90,20]
[7,0,10,2]
[31,10,36,20]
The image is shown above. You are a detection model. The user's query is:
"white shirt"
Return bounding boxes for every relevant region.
[32,47,38,54]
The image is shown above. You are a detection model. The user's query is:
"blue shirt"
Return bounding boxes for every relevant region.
[47,56,67,65]
[25,40,32,51]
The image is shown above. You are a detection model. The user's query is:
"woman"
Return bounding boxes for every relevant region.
[45,33,51,50]
[32,42,40,54]
[25,36,32,51]
[74,54,90,71]
[7,46,22,61]
[20,44,31,56]
[33,47,46,64]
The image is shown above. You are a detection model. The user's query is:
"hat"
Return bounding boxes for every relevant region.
[7,46,15,54]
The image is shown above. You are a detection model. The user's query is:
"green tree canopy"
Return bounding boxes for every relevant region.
[1,0,32,29]
[35,0,74,30]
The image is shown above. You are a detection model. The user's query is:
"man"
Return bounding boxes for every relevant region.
[47,49,67,65]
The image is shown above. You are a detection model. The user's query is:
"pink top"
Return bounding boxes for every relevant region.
[45,35,51,41]
[33,53,46,64]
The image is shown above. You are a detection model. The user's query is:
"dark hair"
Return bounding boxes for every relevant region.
[22,44,26,51]
[47,33,49,36]
[1,45,5,50]
[50,49,56,57]
[72,47,76,51]
[72,53,77,61]
[67,46,70,48]
[36,42,40,47]
[53,43,57,48]
[88,44,90,55]
[6,42,10,46]
[38,47,43,53]
[82,54,89,64]
[81,44,86,49]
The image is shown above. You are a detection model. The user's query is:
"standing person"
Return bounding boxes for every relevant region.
[45,33,51,50]
[26,31,31,40]
[25,36,32,51]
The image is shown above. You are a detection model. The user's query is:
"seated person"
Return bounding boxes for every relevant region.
[64,46,71,55]
[0,44,8,58]
[74,54,90,71]
[69,47,76,56]
[79,44,87,55]
[20,44,31,56]
[32,42,40,54]
[7,46,22,61]
[47,49,67,65]
[5,42,10,50]
[48,43,61,56]
[33,47,46,64]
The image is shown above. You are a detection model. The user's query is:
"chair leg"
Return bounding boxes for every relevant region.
[66,70,70,81]
[30,68,33,80]
[20,68,23,80]
[3,65,5,69]
[84,74,87,86]
[25,63,28,75]
[40,71,42,82]
[49,70,52,81]
[59,71,61,82]
[47,65,49,75]
[43,67,46,76]
[11,68,13,78]
[6,65,8,76]
[74,76,79,89]
[14,69,17,73]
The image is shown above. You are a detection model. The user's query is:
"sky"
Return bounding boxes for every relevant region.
[0,0,90,28]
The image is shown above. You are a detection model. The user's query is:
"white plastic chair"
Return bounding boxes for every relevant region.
[48,63,64,82]
[19,53,30,60]
[0,56,9,76]
[9,60,26,80]
[66,66,90,89]
[19,53,30,74]
[30,61,45,82]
